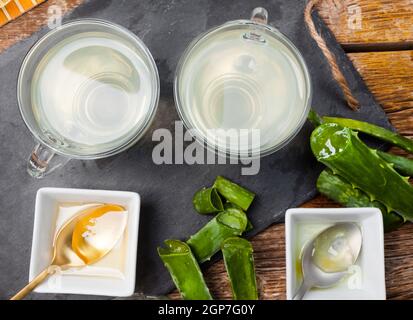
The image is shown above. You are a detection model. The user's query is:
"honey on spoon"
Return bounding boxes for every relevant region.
[11,204,127,300]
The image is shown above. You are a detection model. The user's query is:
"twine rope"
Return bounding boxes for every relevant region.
[304,0,360,110]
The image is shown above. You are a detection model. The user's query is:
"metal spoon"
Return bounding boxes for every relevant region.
[10,204,126,300]
[293,222,362,300]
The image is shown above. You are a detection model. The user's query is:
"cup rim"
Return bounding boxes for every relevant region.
[174,19,313,159]
[17,18,160,160]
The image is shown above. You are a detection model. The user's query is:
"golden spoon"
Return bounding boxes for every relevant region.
[10,204,126,300]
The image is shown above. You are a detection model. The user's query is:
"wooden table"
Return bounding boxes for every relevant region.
[1,0,413,300]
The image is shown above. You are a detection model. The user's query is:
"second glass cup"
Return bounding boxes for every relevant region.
[174,7,312,159]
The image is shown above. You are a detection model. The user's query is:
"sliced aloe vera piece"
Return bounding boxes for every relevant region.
[222,237,258,300]
[224,202,254,231]
[311,123,413,221]
[158,240,212,300]
[317,169,404,232]
[213,176,255,211]
[193,187,224,214]
[187,207,248,263]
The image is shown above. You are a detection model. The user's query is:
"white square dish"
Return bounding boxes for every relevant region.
[29,188,140,297]
[285,207,386,300]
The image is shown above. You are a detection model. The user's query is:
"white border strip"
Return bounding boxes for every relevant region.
[1,6,11,20]
[14,0,24,13]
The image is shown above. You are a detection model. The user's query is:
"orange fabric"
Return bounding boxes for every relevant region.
[5,1,22,17]
[0,10,8,25]
[19,0,36,11]
[0,0,46,27]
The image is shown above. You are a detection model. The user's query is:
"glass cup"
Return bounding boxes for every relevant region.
[18,19,160,178]
[174,7,312,159]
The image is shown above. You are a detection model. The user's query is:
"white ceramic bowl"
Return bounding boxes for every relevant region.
[285,208,386,300]
[29,188,140,297]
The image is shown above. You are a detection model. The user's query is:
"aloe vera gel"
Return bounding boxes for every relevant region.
[175,10,311,156]
[28,22,159,156]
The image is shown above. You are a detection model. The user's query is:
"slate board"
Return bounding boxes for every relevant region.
[0,0,392,299]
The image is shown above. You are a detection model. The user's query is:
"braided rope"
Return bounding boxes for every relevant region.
[304,0,359,110]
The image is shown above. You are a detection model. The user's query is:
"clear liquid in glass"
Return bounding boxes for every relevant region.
[31,31,154,155]
[177,25,309,154]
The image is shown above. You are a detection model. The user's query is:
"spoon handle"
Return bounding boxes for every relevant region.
[293,280,312,300]
[10,265,57,300]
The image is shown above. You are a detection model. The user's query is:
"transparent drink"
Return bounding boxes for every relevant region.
[31,31,154,155]
[176,22,311,157]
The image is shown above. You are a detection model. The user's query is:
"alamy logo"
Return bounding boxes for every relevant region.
[152,121,261,176]
[47,0,67,29]
[347,4,362,30]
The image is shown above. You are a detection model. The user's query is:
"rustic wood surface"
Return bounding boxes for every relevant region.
[1,0,413,300]
[318,0,413,48]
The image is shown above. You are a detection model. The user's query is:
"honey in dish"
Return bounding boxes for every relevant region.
[55,203,128,279]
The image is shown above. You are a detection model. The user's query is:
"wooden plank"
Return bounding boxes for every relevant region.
[1,0,413,52]
[317,0,413,46]
[348,51,413,138]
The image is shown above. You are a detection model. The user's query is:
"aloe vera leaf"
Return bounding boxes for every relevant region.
[311,123,413,221]
[308,109,324,127]
[213,176,255,211]
[193,187,224,214]
[376,151,413,177]
[187,207,248,263]
[309,110,413,176]
[224,202,254,232]
[323,116,413,154]
[222,237,258,300]
[158,240,212,300]
[317,169,404,232]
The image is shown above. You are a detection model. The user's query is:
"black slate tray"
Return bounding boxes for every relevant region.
[0,0,392,299]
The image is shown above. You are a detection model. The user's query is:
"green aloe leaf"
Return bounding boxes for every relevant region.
[193,187,224,215]
[317,169,404,232]
[187,207,248,263]
[222,237,258,300]
[213,176,255,211]
[158,240,212,300]
[311,123,413,221]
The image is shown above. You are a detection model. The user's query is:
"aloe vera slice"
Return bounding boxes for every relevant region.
[187,207,248,263]
[317,169,404,232]
[311,123,413,221]
[224,202,254,231]
[323,116,413,154]
[222,237,258,300]
[213,176,255,211]
[158,240,212,300]
[193,187,224,214]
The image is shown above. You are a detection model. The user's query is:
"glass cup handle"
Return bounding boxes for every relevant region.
[250,7,268,24]
[27,143,69,179]
[243,7,269,43]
